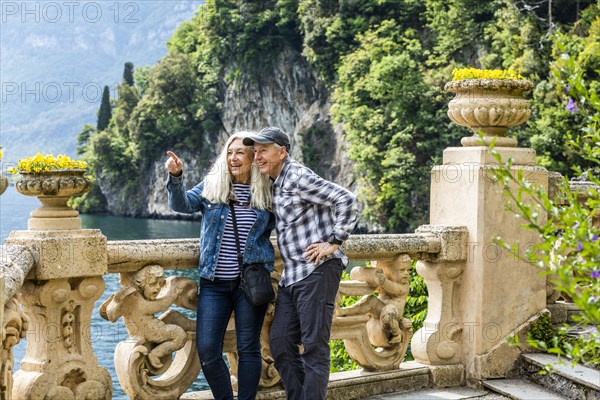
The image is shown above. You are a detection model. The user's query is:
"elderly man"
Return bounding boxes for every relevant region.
[243,127,358,400]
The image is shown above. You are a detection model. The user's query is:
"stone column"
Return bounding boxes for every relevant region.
[1,244,35,400]
[5,212,112,398]
[427,147,547,383]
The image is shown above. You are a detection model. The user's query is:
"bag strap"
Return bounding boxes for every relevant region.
[228,200,245,269]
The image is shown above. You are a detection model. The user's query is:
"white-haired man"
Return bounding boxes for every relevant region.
[243,127,358,400]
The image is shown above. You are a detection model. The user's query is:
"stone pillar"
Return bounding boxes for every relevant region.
[5,227,112,399]
[0,244,34,400]
[411,225,468,368]
[427,147,547,383]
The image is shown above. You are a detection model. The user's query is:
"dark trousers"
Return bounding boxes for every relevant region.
[270,259,344,400]
[196,278,268,400]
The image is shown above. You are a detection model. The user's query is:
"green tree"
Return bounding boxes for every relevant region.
[133,66,151,97]
[524,5,600,176]
[127,52,216,161]
[76,124,96,155]
[123,61,135,86]
[423,0,495,67]
[298,0,422,83]
[332,21,461,231]
[97,85,112,132]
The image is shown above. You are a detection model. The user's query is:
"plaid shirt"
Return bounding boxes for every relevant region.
[272,157,358,286]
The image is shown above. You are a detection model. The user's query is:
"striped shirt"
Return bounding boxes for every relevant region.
[215,184,257,279]
[272,157,358,286]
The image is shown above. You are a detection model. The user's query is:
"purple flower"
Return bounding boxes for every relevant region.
[577,241,583,251]
[592,270,600,279]
[592,235,599,242]
[566,98,579,113]
[566,85,571,93]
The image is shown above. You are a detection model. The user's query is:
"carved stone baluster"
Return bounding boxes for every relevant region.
[100,265,200,400]
[411,225,468,366]
[13,277,111,399]
[334,254,412,371]
[1,294,28,400]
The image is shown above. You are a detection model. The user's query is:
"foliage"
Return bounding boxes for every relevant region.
[9,153,87,174]
[523,314,571,356]
[298,0,422,84]
[332,20,462,231]
[405,261,428,336]
[123,62,135,86]
[451,68,525,80]
[133,66,151,97]
[69,183,108,214]
[492,32,600,364]
[0,145,3,159]
[97,86,112,132]
[523,7,600,176]
[423,0,496,67]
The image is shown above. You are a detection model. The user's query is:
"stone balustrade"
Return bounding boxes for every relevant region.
[99,227,467,399]
[0,226,470,399]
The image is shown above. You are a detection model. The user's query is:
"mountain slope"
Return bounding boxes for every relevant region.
[0,0,203,162]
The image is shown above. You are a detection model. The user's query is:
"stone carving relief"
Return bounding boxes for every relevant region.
[334,255,413,371]
[13,277,112,400]
[1,297,28,400]
[100,265,199,400]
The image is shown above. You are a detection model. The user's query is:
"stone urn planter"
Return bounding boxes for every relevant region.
[0,175,7,195]
[15,169,91,230]
[445,78,534,147]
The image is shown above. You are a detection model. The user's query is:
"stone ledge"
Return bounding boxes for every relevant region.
[181,363,435,400]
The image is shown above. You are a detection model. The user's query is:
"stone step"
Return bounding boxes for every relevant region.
[358,386,491,399]
[482,378,567,399]
[521,352,600,400]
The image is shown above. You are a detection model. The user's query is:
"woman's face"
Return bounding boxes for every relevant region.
[227,138,253,183]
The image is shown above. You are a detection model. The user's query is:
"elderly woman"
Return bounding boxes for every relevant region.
[165,132,274,400]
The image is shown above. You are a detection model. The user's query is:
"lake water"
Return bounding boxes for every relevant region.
[0,186,209,399]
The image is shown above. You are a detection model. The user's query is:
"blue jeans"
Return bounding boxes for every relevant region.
[269,259,344,400]
[197,278,268,400]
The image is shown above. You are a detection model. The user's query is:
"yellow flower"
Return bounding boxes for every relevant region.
[10,153,88,174]
[452,68,524,81]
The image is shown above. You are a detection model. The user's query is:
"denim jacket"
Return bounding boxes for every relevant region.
[167,174,275,280]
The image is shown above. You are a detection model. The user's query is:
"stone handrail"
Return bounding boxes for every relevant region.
[105,231,448,273]
[100,225,468,399]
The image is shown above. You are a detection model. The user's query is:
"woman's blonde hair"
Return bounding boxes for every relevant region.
[202,131,272,210]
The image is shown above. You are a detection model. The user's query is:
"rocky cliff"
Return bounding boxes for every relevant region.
[97,47,355,220]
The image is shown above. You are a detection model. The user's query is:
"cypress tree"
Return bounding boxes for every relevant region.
[123,62,135,86]
[97,85,112,131]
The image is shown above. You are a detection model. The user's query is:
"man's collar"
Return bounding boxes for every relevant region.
[273,156,292,186]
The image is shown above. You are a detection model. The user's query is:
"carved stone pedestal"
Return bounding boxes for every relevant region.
[423,147,547,383]
[5,229,111,399]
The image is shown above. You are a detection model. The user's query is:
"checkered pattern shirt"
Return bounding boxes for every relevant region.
[272,157,358,286]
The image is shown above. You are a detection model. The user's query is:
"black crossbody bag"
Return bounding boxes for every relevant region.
[229,200,275,306]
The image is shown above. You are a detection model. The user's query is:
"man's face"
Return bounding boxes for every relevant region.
[253,143,286,179]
